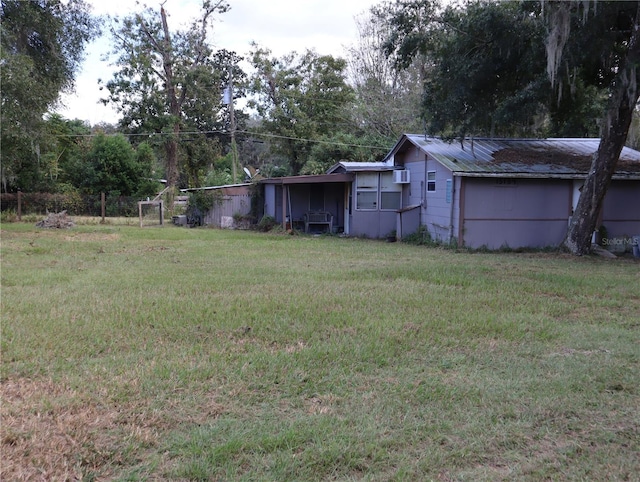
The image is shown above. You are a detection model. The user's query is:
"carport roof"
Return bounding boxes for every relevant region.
[261,172,354,185]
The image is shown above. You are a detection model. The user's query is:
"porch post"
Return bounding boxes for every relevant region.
[343,183,350,235]
[282,185,288,229]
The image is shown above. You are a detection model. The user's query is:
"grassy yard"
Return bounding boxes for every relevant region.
[1,222,638,481]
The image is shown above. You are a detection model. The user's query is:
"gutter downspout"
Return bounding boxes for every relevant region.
[422,156,428,228]
[458,176,466,247]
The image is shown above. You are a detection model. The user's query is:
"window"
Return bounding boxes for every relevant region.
[355,172,403,210]
[356,172,378,210]
[427,171,436,192]
[380,171,401,210]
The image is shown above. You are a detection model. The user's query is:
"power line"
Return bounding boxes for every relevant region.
[237,129,389,150]
[54,128,390,151]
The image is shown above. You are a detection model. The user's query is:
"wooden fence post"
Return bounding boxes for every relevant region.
[17,190,22,222]
[101,192,106,223]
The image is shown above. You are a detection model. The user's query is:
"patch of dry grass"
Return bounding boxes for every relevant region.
[1,377,158,480]
[1,223,638,480]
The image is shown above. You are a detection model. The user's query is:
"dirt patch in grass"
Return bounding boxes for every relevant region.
[0,375,232,480]
[305,394,339,415]
[0,377,161,481]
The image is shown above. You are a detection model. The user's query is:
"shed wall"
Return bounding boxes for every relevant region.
[601,181,640,238]
[462,178,571,249]
[203,194,252,227]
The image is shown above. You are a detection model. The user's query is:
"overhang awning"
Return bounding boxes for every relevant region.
[261,173,354,185]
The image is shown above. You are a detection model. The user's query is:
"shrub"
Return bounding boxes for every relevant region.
[257,215,277,232]
[402,226,433,246]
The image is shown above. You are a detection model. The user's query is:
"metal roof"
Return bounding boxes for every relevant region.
[326,161,395,174]
[261,173,354,185]
[181,183,251,192]
[386,135,640,179]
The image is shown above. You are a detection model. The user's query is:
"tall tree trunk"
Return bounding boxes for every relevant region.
[565,5,640,255]
[161,5,181,190]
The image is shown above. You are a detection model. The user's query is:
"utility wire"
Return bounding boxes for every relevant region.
[55,128,390,150]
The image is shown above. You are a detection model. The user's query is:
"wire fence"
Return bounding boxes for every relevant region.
[0,192,144,219]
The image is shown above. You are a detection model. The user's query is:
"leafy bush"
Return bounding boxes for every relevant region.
[257,215,277,232]
[402,226,434,246]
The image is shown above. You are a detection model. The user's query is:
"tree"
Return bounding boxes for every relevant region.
[380,0,555,139]
[102,0,234,190]
[546,1,640,255]
[380,0,640,255]
[346,10,424,141]
[41,114,93,192]
[248,46,355,175]
[300,132,389,175]
[76,134,158,197]
[0,0,99,192]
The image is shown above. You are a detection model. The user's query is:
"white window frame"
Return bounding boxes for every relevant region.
[356,172,379,210]
[427,171,436,192]
[379,171,402,210]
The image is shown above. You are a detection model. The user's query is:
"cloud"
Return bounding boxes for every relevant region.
[56,0,376,124]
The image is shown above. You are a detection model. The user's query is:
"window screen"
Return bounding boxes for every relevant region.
[356,173,379,210]
[427,171,436,192]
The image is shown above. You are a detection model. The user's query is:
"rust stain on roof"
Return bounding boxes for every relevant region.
[492,148,640,173]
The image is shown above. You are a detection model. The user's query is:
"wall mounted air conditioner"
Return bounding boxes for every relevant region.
[394,170,410,184]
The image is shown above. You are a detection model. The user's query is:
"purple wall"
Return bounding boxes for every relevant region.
[350,209,396,239]
[397,206,421,239]
[601,181,640,238]
[347,172,400,238]
[402,150,459,243]
[462,178,571,249]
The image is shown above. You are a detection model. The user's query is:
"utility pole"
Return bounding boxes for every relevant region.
[227,65,238,184]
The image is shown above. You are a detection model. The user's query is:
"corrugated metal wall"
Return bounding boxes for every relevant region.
[203,194,252,227]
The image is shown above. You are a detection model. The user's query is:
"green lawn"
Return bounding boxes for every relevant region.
[1,223,638,481]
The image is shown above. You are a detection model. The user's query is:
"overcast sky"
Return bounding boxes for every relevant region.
[55,0,380,125]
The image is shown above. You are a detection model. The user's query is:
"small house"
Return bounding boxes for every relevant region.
[386,135,640,249]
[261,135,640,249]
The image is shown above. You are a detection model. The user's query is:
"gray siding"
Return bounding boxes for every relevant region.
[204,194,252,227]
[462,178,571,249]
[348,172,399,238]
[402,149,459,242]
[425,158,457,242]
[350,209,396,238]
[397,206,420,239]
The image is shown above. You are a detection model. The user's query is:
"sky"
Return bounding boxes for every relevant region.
[55,0,380,125]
